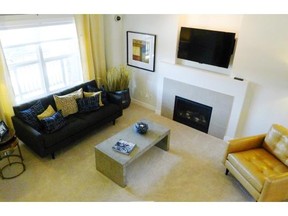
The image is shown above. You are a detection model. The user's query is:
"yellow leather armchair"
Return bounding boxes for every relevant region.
[223,124,288,202]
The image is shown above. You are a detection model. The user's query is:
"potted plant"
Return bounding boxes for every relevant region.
[106,65,132,109]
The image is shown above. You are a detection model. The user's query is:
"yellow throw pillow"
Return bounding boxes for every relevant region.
[37,105,56,120]
[54,88,84,117]
[65,88,83,99]
[84,91,104,106]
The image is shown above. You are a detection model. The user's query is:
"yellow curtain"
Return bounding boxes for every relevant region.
[74,14,107,87]
[0,42,15,128]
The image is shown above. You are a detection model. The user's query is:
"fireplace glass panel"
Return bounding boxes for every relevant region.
[173,96,212,133]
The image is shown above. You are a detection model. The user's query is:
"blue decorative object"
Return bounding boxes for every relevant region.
[134,122,148,134]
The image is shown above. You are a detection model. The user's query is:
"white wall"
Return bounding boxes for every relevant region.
[122,15,179,109]
[104,15,179,109]
[232,15,288,136]
[104,14,288,138]
[103,15,125,68]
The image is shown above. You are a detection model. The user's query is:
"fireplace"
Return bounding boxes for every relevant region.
[173,96,213,133]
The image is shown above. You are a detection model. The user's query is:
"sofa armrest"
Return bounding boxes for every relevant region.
[259,172,288,201]
[11,116,46,156]
[107,92,122,106]
[12,116,42,137]
[223,134,266,163]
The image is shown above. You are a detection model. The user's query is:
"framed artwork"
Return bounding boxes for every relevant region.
[0,120,9,141]
[127,31,156,72]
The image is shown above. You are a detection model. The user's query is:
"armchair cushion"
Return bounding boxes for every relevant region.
[263,124,288,167]
[227,148,288,192]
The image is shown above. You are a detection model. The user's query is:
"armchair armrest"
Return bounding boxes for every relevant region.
[260,172,288,201]
[223,134,266,163]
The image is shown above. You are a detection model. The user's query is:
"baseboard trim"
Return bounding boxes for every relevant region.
[131,98,155,111]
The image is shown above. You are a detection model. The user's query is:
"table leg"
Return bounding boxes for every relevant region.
[95,149,127,187]
[17,143,24,161]
[155,133,170,151]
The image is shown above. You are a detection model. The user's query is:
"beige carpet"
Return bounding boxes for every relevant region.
[0,103,254,202]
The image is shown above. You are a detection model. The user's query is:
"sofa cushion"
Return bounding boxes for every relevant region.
[75,103,121,128]
[40,110,66,134]
[37,105,56,120]
[18,100,45,130]
[263,124,288,166]
[76,95,100,113]
[42,115,89,148]
[228,148,288,192]
[54,88,83,117]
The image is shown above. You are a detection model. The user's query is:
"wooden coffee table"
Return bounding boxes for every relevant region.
[95,119,170,187]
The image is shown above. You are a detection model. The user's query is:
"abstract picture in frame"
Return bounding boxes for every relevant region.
[127,31,156,72]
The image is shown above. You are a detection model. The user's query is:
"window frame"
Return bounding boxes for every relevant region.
[0,15,83,105]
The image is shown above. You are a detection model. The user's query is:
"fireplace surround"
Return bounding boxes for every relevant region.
[157,62,248,140]
[161,78,234,139]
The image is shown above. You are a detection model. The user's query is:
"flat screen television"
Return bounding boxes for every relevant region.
[177,27,236,68]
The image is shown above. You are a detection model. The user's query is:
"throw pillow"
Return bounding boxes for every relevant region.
[99,85,109,105]
[37,105,56,120]
[84,91,104,106]
[19,100,45,130]
[87,85,98,92]
[40,110,66,133]
[87,85,109,105]
[76,95,100,113]
[54,88,83,117]
[65,88,83,98]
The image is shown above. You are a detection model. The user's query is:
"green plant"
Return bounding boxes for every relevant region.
[106,65,131,92]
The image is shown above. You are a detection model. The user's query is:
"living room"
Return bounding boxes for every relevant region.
[1,0,288,214]
[104,14,288,139]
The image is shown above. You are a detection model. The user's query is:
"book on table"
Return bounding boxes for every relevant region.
[112,139,136,155]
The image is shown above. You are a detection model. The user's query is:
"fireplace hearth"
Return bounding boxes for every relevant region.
[173,96,212,133]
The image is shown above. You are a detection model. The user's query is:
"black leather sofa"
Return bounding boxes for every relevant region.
[11,80,123,159]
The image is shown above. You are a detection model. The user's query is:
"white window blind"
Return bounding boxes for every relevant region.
[0,15,83,105]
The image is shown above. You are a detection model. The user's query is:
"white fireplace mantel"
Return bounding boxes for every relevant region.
[156,61,248,140]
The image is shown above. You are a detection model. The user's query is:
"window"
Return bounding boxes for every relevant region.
[0,16,83,104]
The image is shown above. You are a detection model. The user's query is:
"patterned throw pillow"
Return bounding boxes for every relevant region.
[76,95,100,113]
[19,100,45,130]
[87,85,109,105]
[67,88,83,98]
[54,88,83,117]
[37,105,56,120]
[84,91,104,106]
[40,110,66,133]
